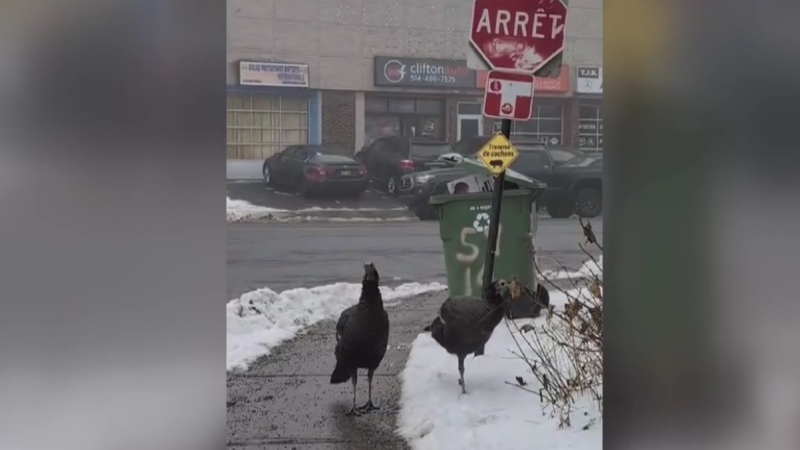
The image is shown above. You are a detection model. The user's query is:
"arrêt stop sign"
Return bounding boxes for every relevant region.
[470,0,567,74]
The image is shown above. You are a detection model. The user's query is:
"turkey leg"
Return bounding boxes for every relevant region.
[357,368,380,411]
[346,370,361,416]
[457,355,467,394]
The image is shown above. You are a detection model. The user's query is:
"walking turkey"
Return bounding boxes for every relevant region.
[423,279,512,394]
[330,262,390,416]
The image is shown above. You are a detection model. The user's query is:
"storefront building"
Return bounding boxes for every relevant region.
[226,61,320,159]
[364,56,478,146]
[316,60,586,153]
[575,66,604,152]
[227,0,601,159]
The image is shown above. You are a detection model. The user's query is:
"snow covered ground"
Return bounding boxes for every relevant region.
[226,196,410,223]
[397,288,602,450]
[227,281,446,371]
[540,255,603,281]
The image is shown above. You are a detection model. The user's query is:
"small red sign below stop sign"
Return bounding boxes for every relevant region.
[470,0,568,74]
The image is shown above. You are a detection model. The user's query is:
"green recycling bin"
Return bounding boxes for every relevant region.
[429,160,546,318]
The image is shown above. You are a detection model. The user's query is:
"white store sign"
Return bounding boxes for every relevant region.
[576,66,603,94]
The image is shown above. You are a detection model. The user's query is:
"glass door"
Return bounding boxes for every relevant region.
[457,115,483,140]
[456,102,484,141]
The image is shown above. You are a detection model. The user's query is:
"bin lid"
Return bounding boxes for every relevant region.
[457,157,547,190]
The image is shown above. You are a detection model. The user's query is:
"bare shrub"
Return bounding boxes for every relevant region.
[505,217,603,429]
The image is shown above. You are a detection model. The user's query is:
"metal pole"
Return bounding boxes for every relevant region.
[481,119,511,299]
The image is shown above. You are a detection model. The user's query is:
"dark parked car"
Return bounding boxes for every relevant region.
[355,136,454,196]
[452,135,587,164]
[262,145,367,198]
[399,140,602,220]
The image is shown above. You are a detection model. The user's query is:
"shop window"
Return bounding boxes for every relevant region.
[578,102,603,151]
[365,97,389,113]
[364,97,447,144]
[388,99,416,114]
[416,100,443,114]
[503,100,564,147]
[457,102,482,115]
[364,115,401,146]
[414,116,443,139]
[226,94,309,159]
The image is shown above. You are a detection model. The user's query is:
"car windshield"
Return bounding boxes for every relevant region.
[305,144,355,158]
[562,155,601,167]
[411,143,452,158]
[548,149,582,163]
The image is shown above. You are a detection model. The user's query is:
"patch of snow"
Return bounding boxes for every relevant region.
[541,255,603,281]
[227,281,447,371]
[323,216,415,223]
[299,206,407,212]
[226,197,412,223]
[234,215,416,224]
[226,197,287,222]
[397,289,602,450]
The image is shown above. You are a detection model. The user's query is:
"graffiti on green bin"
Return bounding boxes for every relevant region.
[454,212,503,296]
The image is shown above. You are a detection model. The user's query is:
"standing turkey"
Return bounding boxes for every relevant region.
[423,279,512,394]
[330,262,390,416]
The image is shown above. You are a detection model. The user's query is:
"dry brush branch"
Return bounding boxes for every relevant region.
[507,218,603,428]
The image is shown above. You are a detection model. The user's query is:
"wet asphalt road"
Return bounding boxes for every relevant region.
[227,219,602,300]
[226,219,602,449]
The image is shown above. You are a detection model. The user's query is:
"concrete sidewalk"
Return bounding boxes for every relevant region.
[226,290,446,450]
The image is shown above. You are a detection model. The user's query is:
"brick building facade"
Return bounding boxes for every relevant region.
[227,0,603,159]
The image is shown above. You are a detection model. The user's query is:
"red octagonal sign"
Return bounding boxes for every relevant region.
[470,0,568,74]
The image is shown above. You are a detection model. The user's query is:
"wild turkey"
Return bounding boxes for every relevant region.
[506,278,551,319]
[423,279,512,394]
[330,262,390,416]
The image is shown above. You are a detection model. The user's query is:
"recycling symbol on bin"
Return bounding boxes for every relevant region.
[473,212,490,233]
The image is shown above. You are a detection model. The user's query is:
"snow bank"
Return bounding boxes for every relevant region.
[226,197,286,222]
[227,281,446,371]
[397,289,602,450]
[541,255,603,281]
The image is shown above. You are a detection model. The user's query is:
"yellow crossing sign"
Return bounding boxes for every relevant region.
[476,133,519,176]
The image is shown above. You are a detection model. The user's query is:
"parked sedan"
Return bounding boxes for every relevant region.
[262,145,367,198]
[399,143,602,220]
[355,136,454,196]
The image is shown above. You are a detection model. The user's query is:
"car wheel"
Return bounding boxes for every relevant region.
[575,188,602,218]
[262,162,274,187]
[545,201,574,219]
[387,176,400,197]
